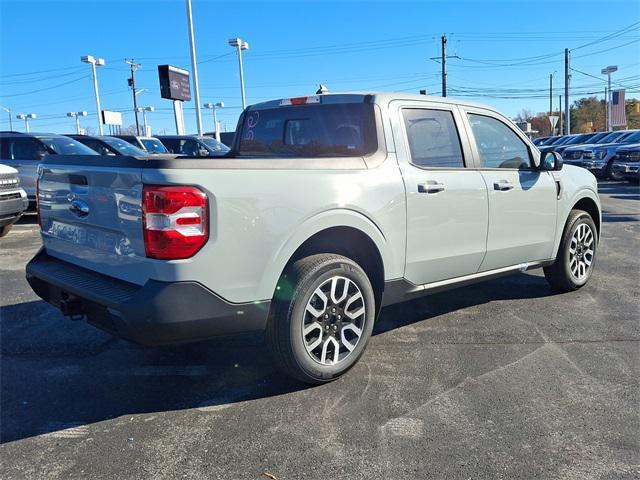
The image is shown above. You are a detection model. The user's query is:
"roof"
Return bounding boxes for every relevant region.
[248,91,497,112]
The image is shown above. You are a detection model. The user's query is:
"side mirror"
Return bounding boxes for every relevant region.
[199,148,210,157]
[34,150,48,160]
[540,151,563,171]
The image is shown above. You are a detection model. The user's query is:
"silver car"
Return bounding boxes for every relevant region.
[0,132,97,206]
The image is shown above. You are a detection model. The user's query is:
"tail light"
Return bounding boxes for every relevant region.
[142,185,208,260]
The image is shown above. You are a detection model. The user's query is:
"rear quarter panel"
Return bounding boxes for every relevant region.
[141,157,406,303]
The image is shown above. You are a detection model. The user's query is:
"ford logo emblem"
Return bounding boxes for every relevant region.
[69,199,90,217]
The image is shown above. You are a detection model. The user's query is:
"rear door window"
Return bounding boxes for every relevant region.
[6,138,49,160]
[402,108,465,168]
[237,103,377,157]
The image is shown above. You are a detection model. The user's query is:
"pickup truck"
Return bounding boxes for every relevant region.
[26,93,601,384]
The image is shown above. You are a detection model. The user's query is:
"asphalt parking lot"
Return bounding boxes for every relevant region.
[0,181,638,480]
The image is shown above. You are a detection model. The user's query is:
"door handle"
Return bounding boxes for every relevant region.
[418,181,445,194]
[493,179,514,191]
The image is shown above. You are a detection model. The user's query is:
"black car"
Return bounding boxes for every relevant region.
[156,135,230,157]
[69,135,148,156]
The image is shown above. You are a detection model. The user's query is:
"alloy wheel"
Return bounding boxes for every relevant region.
[302,276,366,366]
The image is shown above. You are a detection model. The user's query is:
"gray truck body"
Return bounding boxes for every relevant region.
[26,93,601,346]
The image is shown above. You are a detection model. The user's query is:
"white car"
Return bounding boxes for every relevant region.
[0,164,29,237]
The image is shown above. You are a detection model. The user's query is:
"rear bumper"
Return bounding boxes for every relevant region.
[26,249,271,346]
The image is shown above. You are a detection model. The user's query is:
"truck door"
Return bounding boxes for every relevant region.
[462,109,557,271]
[391,102,489,285]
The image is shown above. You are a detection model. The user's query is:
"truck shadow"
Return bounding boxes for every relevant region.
[0,272,556,443]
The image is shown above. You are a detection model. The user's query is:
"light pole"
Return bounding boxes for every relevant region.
[1,106,12,130]
[203,102,224,141]
[16,113,36,133]
[135,106,154,136]
[81,55,105,135]
[185,0,204,136]
[67,111,88,134]
[228,37,249,110]
[601,65,618,131]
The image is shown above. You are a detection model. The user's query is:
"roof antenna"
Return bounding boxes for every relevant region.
[316,84,329,94]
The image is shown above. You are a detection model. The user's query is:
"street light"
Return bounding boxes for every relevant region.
[228,37,249,110]
[67,111,88,134]
[185,0,204,136]
[1,106,12,130]
[16,113,36,133]
[135,106,155,136]
[601,65,618,131]
[81,55,106,135]
[203,102,224,141]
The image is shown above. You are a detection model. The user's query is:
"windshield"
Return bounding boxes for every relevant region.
[237,103,377,157]
[565,133,594,145]
[38,136,98,155]
[141,138,169,153]
[541,136,560,145]
[621,131,640,143]
[201,138,230,155]
[599,131,625,143]
[102,137,147,156]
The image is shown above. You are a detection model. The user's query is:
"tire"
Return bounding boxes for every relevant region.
[266,254,375,384]
[0,225,12,238]
[544,210,597,292]
[606,161,622,180]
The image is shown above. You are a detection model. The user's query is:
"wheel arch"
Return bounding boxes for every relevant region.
[572,195,601,239]
[258,209,393,309]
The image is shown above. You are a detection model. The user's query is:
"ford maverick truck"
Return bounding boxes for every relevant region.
[26,93,601,383]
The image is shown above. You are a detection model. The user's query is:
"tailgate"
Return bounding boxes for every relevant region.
[38,156,148,285]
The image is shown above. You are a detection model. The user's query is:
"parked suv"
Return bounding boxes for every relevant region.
[26,93,601,384]
[115,135,169,154]
[0,164,29,237]
[612,144,640,183]
[580,130,640,179]
[157,135,230,157]
[0,132,97,206]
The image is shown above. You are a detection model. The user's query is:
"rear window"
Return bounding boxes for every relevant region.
[37,136,98,155]
[237,103,377,157]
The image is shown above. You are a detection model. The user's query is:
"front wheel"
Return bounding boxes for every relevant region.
[266,254,375,384]
[544,210,597,292]
[606,161,623,180]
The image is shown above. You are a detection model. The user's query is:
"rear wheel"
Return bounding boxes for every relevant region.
[266,254,375,384]
[544,210,597,292]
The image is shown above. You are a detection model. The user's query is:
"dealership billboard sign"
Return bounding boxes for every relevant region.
[158,65,191,102]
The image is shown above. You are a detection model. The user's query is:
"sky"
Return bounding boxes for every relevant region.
[1,0,639,135]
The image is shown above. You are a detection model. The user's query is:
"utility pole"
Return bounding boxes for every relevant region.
[127,59,142,136]
[441,34,447,97]
[186,0,204,135]
[564,48,570,135]
[559,95,563,135]
[549,73,553,135]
